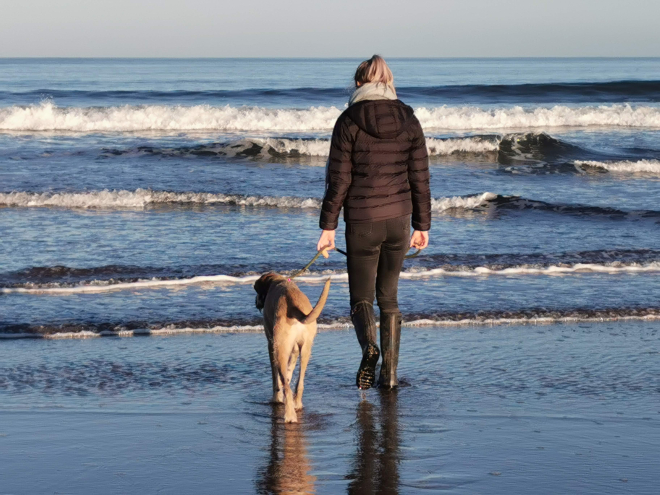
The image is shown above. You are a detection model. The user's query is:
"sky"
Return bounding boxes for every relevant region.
[1,0,659,58]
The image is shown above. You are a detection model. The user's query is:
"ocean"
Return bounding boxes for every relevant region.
[1,58,660,335]
[1,58,659,494]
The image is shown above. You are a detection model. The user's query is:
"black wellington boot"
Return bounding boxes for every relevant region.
[351,301,380,390]
[378,312,402,390]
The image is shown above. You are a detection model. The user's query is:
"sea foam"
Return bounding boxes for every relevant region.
[0,190,322,209]
[3,101,660,132]
[3,310,660,339]
[173,136,499,158]
[575,159,660,174]
[264,136,500,156]
[4,261,659,295]
[0,189,496,211]
[415,104,660,130]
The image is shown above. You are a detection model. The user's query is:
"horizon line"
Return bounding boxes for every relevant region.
[2,56,660,60]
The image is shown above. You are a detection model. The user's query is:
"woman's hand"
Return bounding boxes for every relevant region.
[317,230,336,252]
[410,230,429,250]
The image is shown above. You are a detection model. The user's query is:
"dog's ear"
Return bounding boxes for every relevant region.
[254,272,283,292]
[254,272,279,311]
[253,272,272,295]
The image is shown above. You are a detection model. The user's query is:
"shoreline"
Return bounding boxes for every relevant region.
[2,312,660,340]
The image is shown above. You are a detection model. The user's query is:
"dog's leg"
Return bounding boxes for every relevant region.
[295,338,313,411]
[275,341,298,424]
[268,339,284,404]
[287,344,299,385]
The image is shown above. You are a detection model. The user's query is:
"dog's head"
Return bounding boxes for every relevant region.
[253,272,285,311]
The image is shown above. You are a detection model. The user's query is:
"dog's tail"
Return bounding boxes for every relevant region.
[302,278,331,324]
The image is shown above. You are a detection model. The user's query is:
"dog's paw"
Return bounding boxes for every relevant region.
[271,393,284,404]
[294,400,303,411]
[284,413,298,423]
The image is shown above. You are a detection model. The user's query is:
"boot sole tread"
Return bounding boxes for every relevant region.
[356,344,380,390]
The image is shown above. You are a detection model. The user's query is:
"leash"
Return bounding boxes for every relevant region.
[289,249,331,279]
[289,247,422,280]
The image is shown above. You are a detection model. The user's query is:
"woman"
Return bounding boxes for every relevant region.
[316,55,431,390]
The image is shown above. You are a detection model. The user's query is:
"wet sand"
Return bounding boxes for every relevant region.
[1,322,659,494]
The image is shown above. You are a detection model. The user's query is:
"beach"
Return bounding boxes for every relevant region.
[1,322,658,494]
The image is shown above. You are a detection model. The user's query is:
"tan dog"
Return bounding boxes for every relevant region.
[254,273,331,423]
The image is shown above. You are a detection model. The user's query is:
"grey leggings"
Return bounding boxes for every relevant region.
[345,215,410,314]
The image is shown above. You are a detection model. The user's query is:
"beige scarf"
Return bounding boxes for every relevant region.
[348,82,397,106]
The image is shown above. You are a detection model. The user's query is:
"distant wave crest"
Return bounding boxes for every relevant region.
[5,80,660,105]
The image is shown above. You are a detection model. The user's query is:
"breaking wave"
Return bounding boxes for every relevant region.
[4,249,660,294]
[2,190,658,221]
[497,132,596,165]
[0,190,496,211]
[26,132,654,168]
[0,189,322,209]
[0,102,340,132]
[2,307,660,338]
[415,104,660,130]
[426,136,500,154]
[99,136,500,160]
[75,132,660,172]
[575,159,660,174]
[3,101,660,133]
[15,132,658,171]
[431,192,496,211]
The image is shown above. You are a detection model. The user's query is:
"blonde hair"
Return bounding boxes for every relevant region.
[354,55,394,90]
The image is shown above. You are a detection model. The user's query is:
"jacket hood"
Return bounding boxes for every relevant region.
[345,99,416,139]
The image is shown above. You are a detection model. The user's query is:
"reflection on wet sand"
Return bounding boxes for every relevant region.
[347,392,401,495]
[256,405,317,495]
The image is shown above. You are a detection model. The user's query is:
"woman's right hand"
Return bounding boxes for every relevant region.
[317,230,336,252]
[410,230,429,250]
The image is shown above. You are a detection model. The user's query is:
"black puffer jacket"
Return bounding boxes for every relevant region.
[319,99,431,231]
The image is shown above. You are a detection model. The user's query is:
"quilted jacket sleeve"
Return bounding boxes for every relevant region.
[407,117,431,231]
[319,115,354,230]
